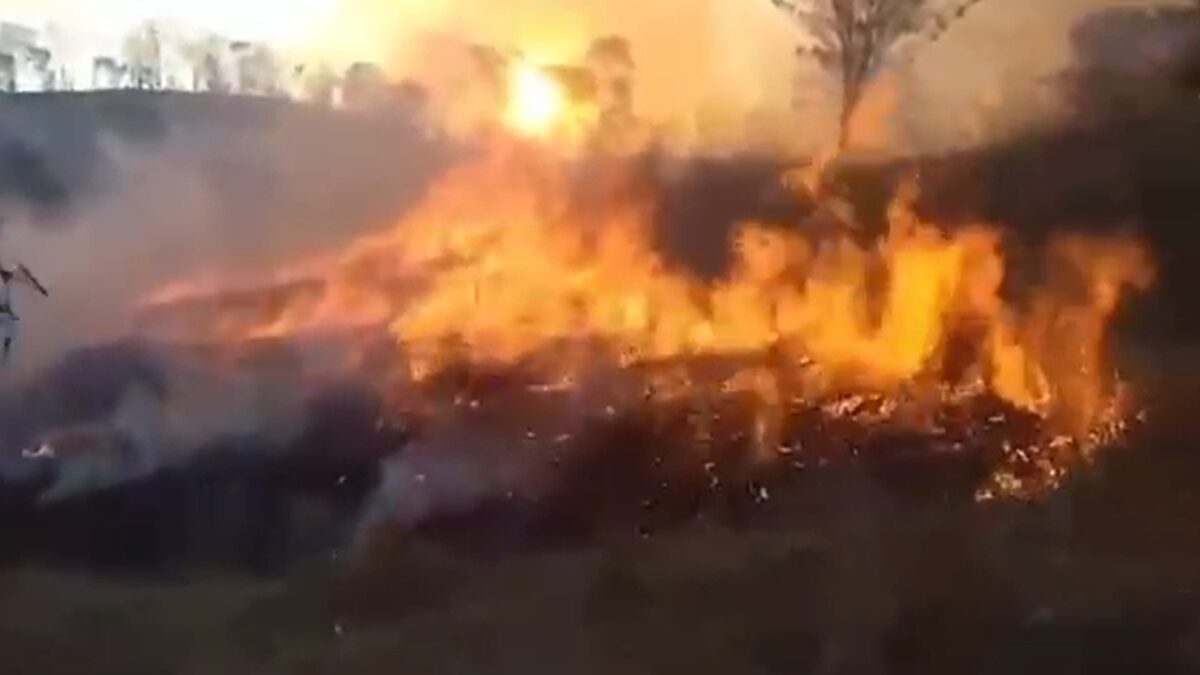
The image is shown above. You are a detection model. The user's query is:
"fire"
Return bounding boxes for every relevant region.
[139,133,1153,501]
[506,62,569,136]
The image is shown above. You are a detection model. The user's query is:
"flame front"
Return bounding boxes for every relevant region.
[140,110,1153,500]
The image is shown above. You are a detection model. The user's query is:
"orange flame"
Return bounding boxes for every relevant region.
[138,138,1153,498]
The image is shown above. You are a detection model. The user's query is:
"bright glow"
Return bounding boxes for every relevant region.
[138,142,1155,500]
[505,62,567,136]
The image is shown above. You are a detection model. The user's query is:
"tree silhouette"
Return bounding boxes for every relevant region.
[123,21,163,90]
[586,36,636,129]
[232,42,283,96]
[298,63,340,105]
[24,46,53,91]
[92,56,127,90]
[772,0,987,149]
[343,62,387,107]
[182,35,229,93]
[0,53,15,93]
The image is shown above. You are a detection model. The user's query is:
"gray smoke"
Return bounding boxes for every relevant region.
[0,93,452,371]
[0,93,452,524]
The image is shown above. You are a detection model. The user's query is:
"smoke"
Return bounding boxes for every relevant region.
[0,1,1188,569]
[358,436,536,541]
[0,95,451,371]
[307,0,809,153]
[0,339,301,486]
[326,0,1195,156]
[0,92,449,515]
[895,0,1194,152]
[0,88,804,519]
[0,1,1182,370]
[1062,3,1200,123]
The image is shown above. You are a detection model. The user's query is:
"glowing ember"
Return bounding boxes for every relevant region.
[138,115,1154,502]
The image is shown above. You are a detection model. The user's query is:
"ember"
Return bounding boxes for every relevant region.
[137,58,1154,518]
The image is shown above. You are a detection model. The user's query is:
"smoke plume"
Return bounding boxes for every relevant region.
[0,95,450,370]
[308,0,809,153]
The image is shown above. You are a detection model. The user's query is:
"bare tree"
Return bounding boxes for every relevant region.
[92,56,127,89]
[773,0,986,148]
[123,21,163,90]
[587,36,636,124]
[342,62,387,107]
[298,63,340,105]
[24,46,53,91]
[0,53,15,92]
[182,35,229,93]
[231,42,283,96]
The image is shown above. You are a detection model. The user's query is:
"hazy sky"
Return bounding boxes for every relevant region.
[900,0,1186,150]
[0,0,1185,152]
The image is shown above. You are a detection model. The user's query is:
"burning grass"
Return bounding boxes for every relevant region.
[134,60,1154,524]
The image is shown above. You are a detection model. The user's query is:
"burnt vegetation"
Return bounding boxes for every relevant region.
[0,341,409,576]
[0,6,1198,673]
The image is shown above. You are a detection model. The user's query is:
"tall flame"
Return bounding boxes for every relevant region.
[139,136,1153,498]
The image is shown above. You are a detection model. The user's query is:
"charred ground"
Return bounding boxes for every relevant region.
[0,88,1198,673]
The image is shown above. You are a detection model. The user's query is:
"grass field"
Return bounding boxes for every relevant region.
[1,364,1197,675]
[2,91,1199,675]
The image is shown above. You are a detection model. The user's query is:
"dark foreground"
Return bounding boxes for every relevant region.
[0,356,1195,675]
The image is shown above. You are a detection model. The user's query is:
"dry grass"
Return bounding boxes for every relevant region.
[0,344,1195,675]
[1,452,1199,675]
